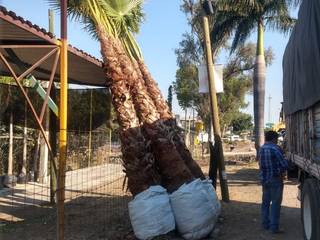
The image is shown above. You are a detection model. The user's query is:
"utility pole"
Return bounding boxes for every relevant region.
[202,0,229,202]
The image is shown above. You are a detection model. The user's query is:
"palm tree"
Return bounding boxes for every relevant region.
[211,0,300,150]
[50,0,198,194]
[114,2,205,180]
[48,0,162,195]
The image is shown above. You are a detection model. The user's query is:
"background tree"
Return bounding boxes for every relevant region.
[0,77,12,122]
[174,38,273,134]
[173,64,198,124]
[211,0,299,150]
[67,89,112,131]
[181,0,229,56]
[231,112,253,134]
[167,85,173,112]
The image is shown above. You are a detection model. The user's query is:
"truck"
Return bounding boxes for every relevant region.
[283,0,320,239]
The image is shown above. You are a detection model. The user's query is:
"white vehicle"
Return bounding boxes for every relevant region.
[229,135,240,142]
[283,1,320,239]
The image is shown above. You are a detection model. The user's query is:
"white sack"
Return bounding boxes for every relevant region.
[129,185,175,240]
[202,179,221,224]
[170,179,221,240]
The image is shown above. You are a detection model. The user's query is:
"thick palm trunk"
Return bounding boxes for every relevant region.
[143,121,194,192]
[97,28,160,195]
[130,59,202,187]
[137,60,172,119]
[253,21,266,151]
[137,60,205,179]
[97,27,195,193]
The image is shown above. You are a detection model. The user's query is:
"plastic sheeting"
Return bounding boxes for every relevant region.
[283,0,320,115]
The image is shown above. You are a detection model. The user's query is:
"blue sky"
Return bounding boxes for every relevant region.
[1,0,298,124]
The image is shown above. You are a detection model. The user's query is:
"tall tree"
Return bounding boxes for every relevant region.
[174,64,198,112]
[211,0,300,150]
[0,77,11,123]
[231,112,253,134]
[97,1,204,181]
[50,0,202,194]
[174,39,273,133]
[167,85,173,112]
[50,0,160,195]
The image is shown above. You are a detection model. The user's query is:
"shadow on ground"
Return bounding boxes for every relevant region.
[0,164,303,240]
[218,200,302,240]
[0,194,133,240]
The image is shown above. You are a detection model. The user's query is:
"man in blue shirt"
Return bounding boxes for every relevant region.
[258,131,288,233]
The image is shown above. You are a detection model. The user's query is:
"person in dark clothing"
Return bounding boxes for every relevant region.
[258,131,289,233]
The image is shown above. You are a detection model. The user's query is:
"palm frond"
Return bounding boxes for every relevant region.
[263,0,296,33]
[265,15,296,34]
[231,18,256,53]
[211,13,245,53]
[47,0,145,60]
[217,0,262,12]
[210,0,300,53]
[120,31,143,60]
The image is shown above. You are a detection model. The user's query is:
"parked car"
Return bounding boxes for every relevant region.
[229,135,240,142]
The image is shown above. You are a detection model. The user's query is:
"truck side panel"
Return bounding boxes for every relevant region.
[286,103,320,179]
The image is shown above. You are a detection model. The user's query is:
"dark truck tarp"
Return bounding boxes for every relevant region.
[283,0,320,115]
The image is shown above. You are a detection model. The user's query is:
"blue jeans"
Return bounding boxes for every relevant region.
[261,177,284,232]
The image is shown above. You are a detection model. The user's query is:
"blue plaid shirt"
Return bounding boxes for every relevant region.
[258,142,288,184]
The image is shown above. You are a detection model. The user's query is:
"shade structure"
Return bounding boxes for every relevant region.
[0,6,107,87]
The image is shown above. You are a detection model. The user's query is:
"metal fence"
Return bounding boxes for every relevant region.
[0,127,131,240]
[0,125,213,240]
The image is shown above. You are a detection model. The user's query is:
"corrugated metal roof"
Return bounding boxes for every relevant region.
[0,6,107,87]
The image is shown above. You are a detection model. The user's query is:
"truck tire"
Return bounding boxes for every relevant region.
[301,179,320,240]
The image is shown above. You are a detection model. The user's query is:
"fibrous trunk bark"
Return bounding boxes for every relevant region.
[97,27,195,193]
[137,60,172,119]
[254,21,266,152]
[116,47,196,192]
[97,28,160,195]
[137,60,205,179]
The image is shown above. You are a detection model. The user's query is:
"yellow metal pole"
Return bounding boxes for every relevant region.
[57,0,68,239]
[202,15,229,202]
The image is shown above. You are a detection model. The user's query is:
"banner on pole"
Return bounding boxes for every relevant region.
[198,64,223,93]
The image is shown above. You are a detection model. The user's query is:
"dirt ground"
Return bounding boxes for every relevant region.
[213,162,303,240]
[0,158,303,240]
